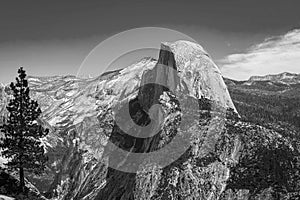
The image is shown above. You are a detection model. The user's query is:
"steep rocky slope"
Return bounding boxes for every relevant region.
[223,76,300,199]
[1,41,298,200]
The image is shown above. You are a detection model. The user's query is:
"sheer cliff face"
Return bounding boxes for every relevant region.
[0,41,240,200]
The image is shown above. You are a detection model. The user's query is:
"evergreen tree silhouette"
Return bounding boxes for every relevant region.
[0,67,48,192]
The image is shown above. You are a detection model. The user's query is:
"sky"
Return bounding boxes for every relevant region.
[0,0,300,83]
[220,29,300,80]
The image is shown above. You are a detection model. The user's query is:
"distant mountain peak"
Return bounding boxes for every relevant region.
[249,72,299,81]
[247,72,300,85]
[0,40,237,199]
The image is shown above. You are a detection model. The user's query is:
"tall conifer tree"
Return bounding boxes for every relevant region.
[0,67,48,192]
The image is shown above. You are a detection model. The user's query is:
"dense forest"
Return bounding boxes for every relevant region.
[222,78,300,199]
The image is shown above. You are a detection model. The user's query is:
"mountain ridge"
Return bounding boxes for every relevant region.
[0,41,299,199]
[1,40,239,200]
[223,71,300,87]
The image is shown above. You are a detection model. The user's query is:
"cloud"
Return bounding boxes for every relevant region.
[219,29,300,80]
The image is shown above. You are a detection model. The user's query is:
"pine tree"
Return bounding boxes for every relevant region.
[0,67,49,193]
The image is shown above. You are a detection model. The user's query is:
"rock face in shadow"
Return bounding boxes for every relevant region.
[2,40,283,200]
[93,41,238,200]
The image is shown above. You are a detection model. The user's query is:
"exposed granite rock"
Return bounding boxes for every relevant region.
[1,41,291,200]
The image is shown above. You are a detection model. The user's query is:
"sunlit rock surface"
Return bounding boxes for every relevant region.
[0,40,266,200]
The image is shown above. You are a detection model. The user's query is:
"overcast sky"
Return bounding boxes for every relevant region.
[0,0,300,83]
